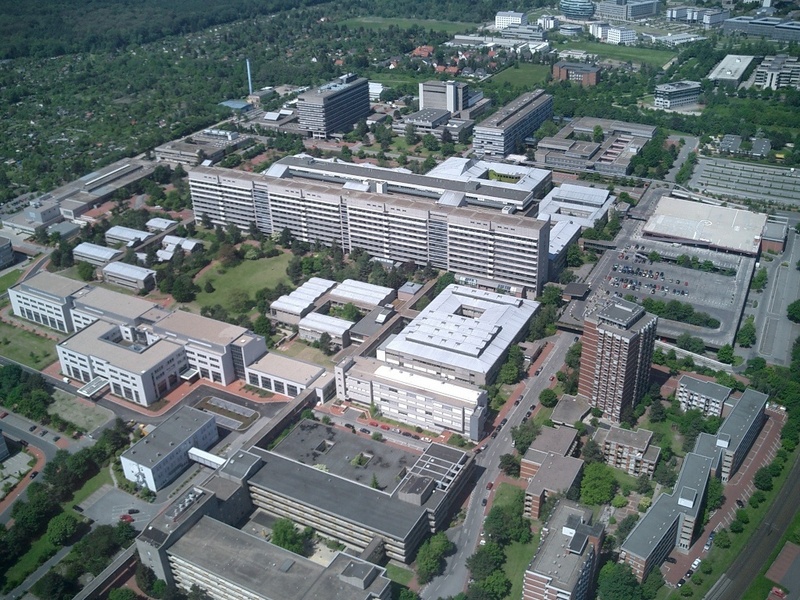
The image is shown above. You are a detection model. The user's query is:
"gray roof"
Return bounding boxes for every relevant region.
[679,375,732,402]
[168,517,390,600]
[762,221,787,242]
[598,425,653,451]
[152,310,248,347]
[105,225,152,243]
[299,312,354,337]
[525,453,584,497]
[475,90,551,132]
[551,394,591,426]
[102,261,156,281]
[14,271,87,301]
[248,450,429,541]
[121,406,215,464]
[73,242,122,262]
[527,501,602,590]
[71,286,161,324]
[329,279,394,307]
[383,284,538,375]
[528,426,577,458]
[707,55,754,81]
[717,388,768,453]
[246,353,325,387]
[270,278,337,316]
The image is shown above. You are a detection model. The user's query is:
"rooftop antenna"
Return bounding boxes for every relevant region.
[246,59,253,96]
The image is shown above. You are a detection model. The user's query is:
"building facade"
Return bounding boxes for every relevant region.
[495,11,528,29]
[593,425,660,477]
[754,55,800,90]
[578,300,657,422]
[716,388,768,483]
[553,61,600,86]
[607,27,638,45]
[654,80,702,109]
[473,90,553,157]
[297,74,370,139]
[9,272,86,333]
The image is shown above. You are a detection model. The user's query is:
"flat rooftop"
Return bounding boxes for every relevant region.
[246,353,325,387]
[707,55,755,81]
[121,406,215,464]
[72,286,161,324]
[596,425,653,451]
[525,453,584,497]
[644,196,767,256]
[679,374,732,402]
[13,271,87,300]
[717,388,768,452]
[528,426,577,458]
[153,310,248,347]
[475,90,551,131]
[551,394,591,426]
[168,516,390,600]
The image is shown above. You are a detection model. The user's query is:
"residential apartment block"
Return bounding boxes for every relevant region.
[523,501,604,600]
[654,80,702,109]
[297,74,370,139]
[120,406,218,491]
[521,427,583,519]
[593,425,660,478]
[578,300,657,422]
[677,375,732,417]
[621,387,769,581]
[189,156,552,295]
[473,90,553,157]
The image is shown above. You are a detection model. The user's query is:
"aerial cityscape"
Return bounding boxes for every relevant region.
[1,1,800,600]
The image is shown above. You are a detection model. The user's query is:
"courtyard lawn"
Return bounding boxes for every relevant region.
[339,17,476,34]
[194,253,293,312]
[504,536,540,600]
[0,321,58,367]
[493,482,524,510]
[559,40,676,68]
[486,64,551,90]
[385,563,414,586]
[639,415,686,457]
[274,342,336,368]
[0,269,22,294]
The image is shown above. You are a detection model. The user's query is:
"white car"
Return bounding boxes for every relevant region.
[691,558,701,570]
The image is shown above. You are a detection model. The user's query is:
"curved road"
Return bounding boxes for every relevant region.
[706,450,800,600]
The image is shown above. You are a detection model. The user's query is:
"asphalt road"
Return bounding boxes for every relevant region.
[420,332,574,600]
[705,449,800,600]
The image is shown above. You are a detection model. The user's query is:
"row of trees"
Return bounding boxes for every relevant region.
[641,298,720,329]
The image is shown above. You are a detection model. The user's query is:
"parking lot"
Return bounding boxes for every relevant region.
[80,487,161,529]
[581,236,754,348]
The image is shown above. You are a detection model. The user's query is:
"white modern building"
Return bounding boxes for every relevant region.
[607,27,638,45]
[9,271,87,333]
[472,90,554,157]
[72,242,123,266]
[379,284,538,386]
[298,312,354,348]
[105,226,153,247]
[244,352,326,398]
[677,375,732,418]
[120,406,218,491]
[269,278,339,325]
[102,262,157,292]
[537,184,615,229]
[654,81,702,109]
[496,11,528,29]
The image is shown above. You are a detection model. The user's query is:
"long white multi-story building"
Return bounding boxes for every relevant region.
[189,155,552,295]
[472,90,553,157]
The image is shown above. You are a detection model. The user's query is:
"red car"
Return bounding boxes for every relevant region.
[486,482,494,490]
[0,411,8,419]
[369,421,378,427]
[380,424,390,431]
[119,514,134,523]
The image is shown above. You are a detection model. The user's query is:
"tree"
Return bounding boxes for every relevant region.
[405,124,418,146]
[483,489,531,546]
[616,513,640,542]
[580,463,616,505]
[676,333,706,354]
[422,133,440,151]
[538,285,563,307]
[641,569,665,600]
[753,466,774,491]
[271,518,308,556]
[318,332,333,355]
[635,474,653,495]
[499,453,521,477]
[751,267,768,291]
[47,513,80,546]
[171,274,198,303]
[539,388,558,408]
[76,261,96,281]
[737,316,757,348]
[108,589,139,600]
[415,532,453,583]
[466,542,505,581]
[788,299,800,323]
[649,400,666,423]
[31,571,73,600]
[597,562,643,600]
[593,125,604,143]
[473,570,511,600]
[582,438,604,463]
[566,244,583,268]
[717,344,735,364]
[511,420,540,453]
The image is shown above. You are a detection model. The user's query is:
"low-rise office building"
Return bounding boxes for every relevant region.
[538,184,615,229]
[390,109,474,142]
[1,200,62,235]
[120,406,218,491]
[495,11,527,29]
[155,129,250,166]
[595,0,659,21]
[102,262,157,292]
[336,356,488,440]
[593,425,660,478]
[298,312,354,348]
[72,242,123,267]
[707,54,755,86]
[606,27,638,46]
[57,320,187,406]
[105,225,153,247]
[654,80,702,109]
[379,285,539,387]
[244,352,326,398]
[754,55,800,90]
[269,278,338,325]
[677,375,732,417]
[9,271,87,333]
[553,61,600,86]
[523,501,604,600]
[722,17,800,43]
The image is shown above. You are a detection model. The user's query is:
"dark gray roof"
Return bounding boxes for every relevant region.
[717,388,768,453]
[248,451,429,541]
[679,375,732,402]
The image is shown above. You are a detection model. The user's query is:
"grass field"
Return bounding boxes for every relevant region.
[339,16,475,34]
[0,321,58,368]
[486,64,551,89]
[639,414,686,457]
[385,563,414,586]
[193,253,293,312]
[558,40,676,68]
[504,536,540,600]
[275,342,335,368]
[49,390,115,432]
[0,269,22,294]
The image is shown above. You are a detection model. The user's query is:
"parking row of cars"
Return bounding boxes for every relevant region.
[677,558,702,588]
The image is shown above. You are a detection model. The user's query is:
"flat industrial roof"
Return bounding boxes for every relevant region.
[528,426,577,458]
[551,394,591,426]
[105,225,151,242]
[121,406,215,464]
[168,517,390,600]
[644,196,767,255]
[382,284,538,375]
[475,90,551,131]
[72,286,160,323]
[270,277,337,315]
[329,279,394,307]
[13,271,87,300]
[246,353,324,387]
[707,55,755,81]
[596,425,653,451]
[72,242,122,261]
[299,312,354,337]
[58,319,184,374]
[153,310,248,347]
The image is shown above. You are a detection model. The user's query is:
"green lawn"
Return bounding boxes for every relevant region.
[0,269,22,294]
[638,415,685,457]
[493,482,524,510]
[557,40,676,68]
[193,253,293,312]
[0,320,59,367]
[339,16,476,34]
[486,64,551,90]
[385,563,414,586]
[611,468,640,492]
[504,536,540,600]
[533,405,554,427]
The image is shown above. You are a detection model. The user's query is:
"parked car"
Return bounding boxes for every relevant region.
[344,423,355,430]
[665,557,677,564]
[359,428,370,435]
[73,504,84,513]
[534,369,541,376]
[481,498,487,506]
[500,418,508,426]
[736,498,745,508]
[486,482,494,490]
[380,424,390,431]
[490,431,498,439]
[692,558,702,570]
[38,429,48,437]
[128,508,140,515]
[119,514,134,523]
[677,579,685,588]
[29,471,39,479]
[514,399,520,406]
[401,431,412,437]
[0,411,8,419]
[685,569,694,578]
[53,435,60,442]
[28,425,37,432]
[369,421,378,427]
